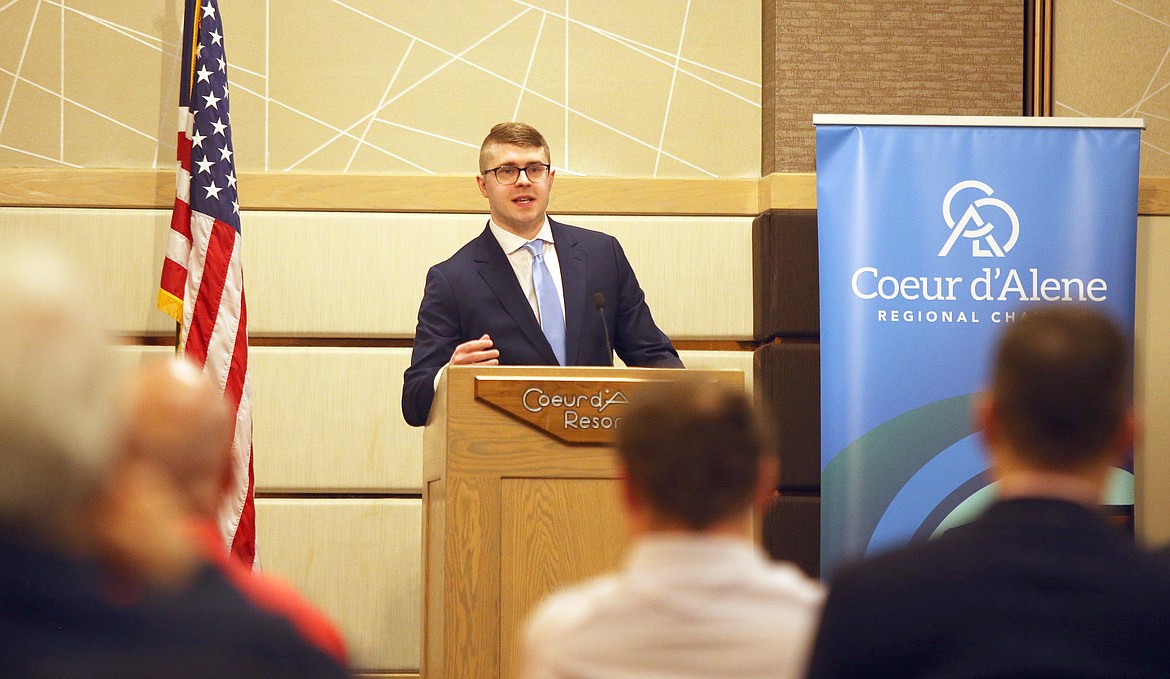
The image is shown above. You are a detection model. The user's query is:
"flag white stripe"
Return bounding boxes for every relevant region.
[203,238,243,392]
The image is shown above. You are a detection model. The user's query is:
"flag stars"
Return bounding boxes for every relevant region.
[219,146,233,163]
[209,29,223,46]
[232,200,240,214]
[217,57,227,72]
[202,3,216,19]
[204,182,223,200]
[191,130,206,148]
[203,91,221,109]
[211,118,228,136]
[195,156,215,174]
[196,66,213,84]
[226,172,237,189]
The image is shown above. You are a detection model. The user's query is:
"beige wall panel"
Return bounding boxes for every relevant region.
[569,215,753,339]
[621,350,753,393]
[1,81,61,163]
[677,350,754,395]
[1136,216,1170,547]
[568,24,674,148]
[68,0,178,39]
[244,212,483,337]
[109,344,173,372]
[61,9,172,168]
[269,0,417,135]
[682,0,762,99]
[14,1,60,91]
[333,1,521,55]
[255,498,421,674]
[661,71,760,179]
[574,1,686,54]
[244,211,751,339]
[0,2,40,72]
[0,207,173,335]
[1054,1,1170,176]
[250,347,421,493]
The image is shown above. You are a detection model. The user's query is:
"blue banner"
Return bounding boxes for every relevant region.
[815,118,1141,574]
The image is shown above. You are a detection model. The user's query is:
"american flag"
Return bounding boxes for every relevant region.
[158,0,255,567]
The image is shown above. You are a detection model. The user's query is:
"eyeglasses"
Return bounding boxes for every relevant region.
[482,163,551,185]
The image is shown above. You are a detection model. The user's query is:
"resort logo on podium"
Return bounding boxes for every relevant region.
[475,376,642,444]
[938,180,1020,258]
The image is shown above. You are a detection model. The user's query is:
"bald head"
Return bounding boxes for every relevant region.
[123,359,233,519]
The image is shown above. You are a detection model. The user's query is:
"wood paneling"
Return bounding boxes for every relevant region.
[499,478,627,679]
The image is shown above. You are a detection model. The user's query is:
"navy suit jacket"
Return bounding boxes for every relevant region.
[806,498,1170,679]
[402,219,682,426]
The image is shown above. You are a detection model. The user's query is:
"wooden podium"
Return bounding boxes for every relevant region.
[421,365,743,679]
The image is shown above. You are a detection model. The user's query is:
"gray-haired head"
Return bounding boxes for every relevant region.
[0,249,120,544]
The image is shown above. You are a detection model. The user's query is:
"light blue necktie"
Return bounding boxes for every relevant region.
[523,239,566,365]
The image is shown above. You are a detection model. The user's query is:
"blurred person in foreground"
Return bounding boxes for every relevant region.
[120,356,349,665]
[806,305,1170,678]
[520,379,824,679]
[0,249,348,679]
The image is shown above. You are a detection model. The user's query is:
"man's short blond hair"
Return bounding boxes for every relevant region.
[479,122,551,171]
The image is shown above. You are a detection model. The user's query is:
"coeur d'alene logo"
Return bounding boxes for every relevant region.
[938,180,1020,258]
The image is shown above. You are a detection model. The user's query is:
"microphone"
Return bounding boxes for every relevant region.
[593,292,614,366]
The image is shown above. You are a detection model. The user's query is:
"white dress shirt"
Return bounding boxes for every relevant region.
[433,219,567,391]
[521,534,825,679]
[488,218,566,323]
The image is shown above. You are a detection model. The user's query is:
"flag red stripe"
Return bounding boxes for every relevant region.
[223,289,248,408]
[177,131,192,172]
[230,444,256,564]
[159,258,188,300]
[225,290,252,561]
[169,198,193,241]
[184,219,235,365]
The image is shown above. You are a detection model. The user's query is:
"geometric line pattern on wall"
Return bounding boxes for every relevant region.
[0,0,761,178]
[1053,1,1170,175]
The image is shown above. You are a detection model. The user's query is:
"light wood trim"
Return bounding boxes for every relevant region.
[1140,177,1170,216]
[5,168,1170,216]
[553,176,757,215]
[0,168,175,209]
[759,172,817,211]
[0,168,757,215]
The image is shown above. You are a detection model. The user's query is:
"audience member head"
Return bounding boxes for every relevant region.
[981,305,1133,478]
[479,121,551,171]
[0,249,120,547]
[617,379,777,533]
[121,358,234,520]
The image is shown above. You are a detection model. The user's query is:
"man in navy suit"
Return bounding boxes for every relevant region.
[402,122,682,427]
[806,306,1170,678]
